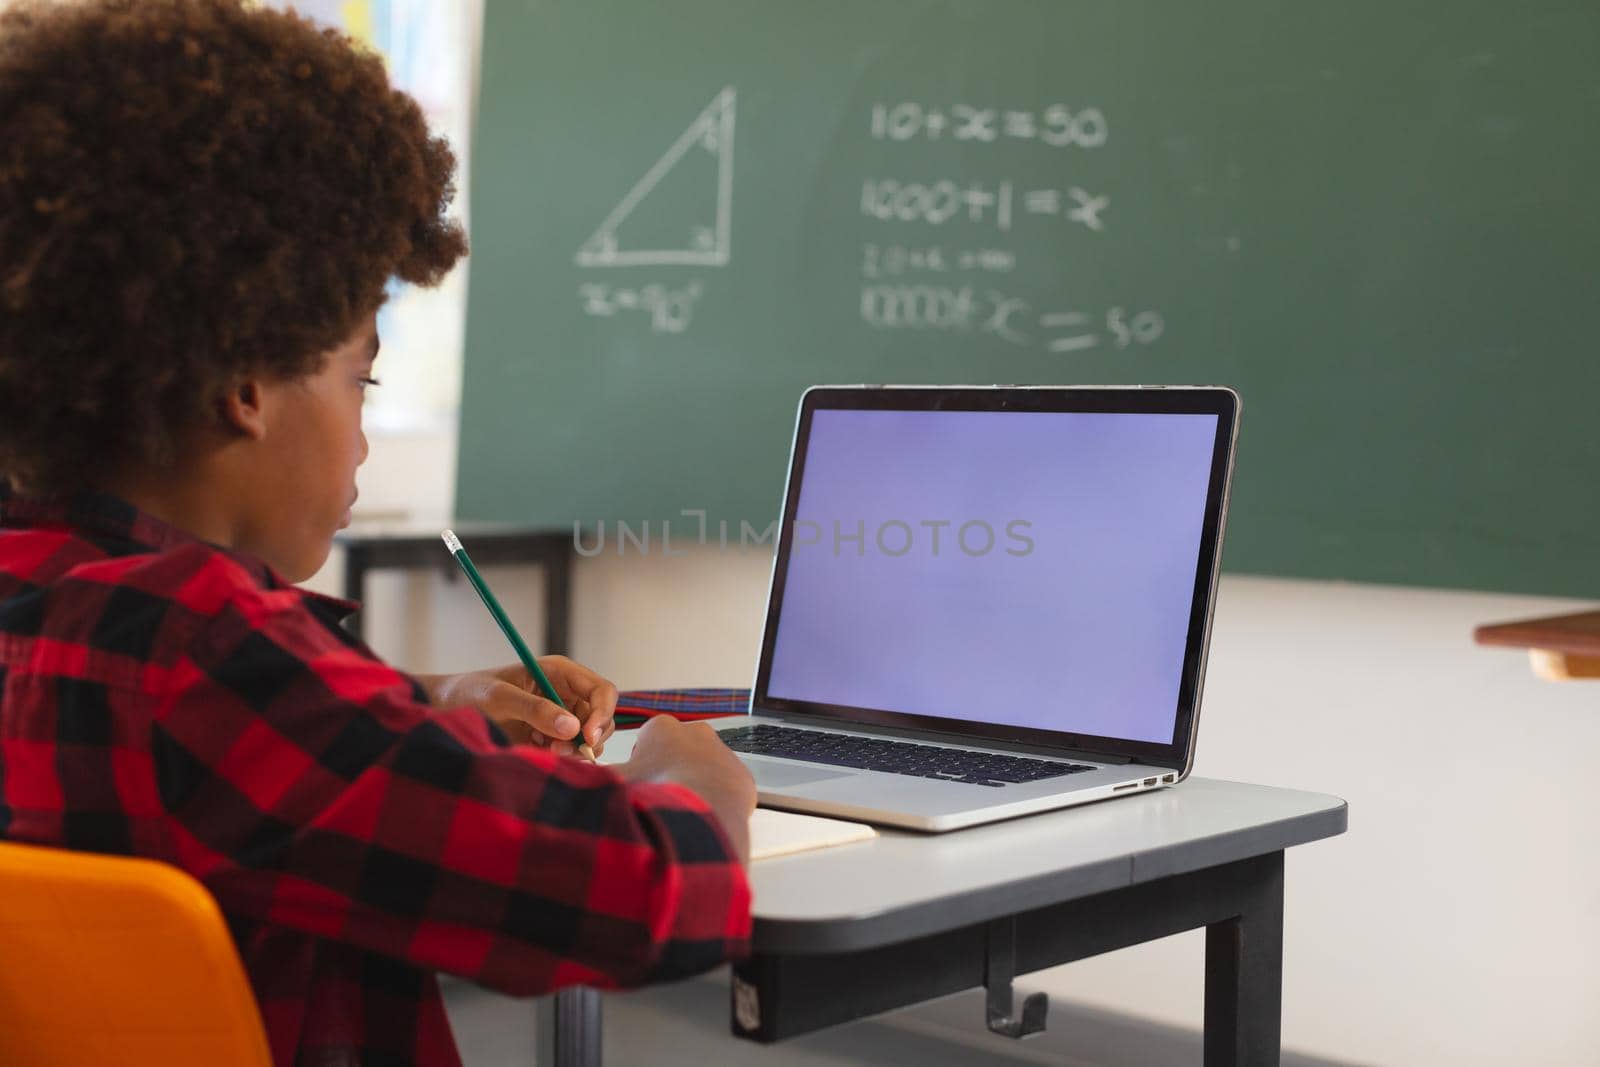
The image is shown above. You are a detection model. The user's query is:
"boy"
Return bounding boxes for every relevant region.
[0,2,757,1064]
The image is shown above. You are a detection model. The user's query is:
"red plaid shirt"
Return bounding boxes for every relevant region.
[0,489,751,1066]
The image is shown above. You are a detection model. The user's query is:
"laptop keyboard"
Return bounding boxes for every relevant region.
[718,724,1096,788]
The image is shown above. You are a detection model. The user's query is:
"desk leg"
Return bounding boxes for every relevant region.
[535,988,601,1067]
[342,546,371,641]
[544,546,572,655]
[1204,850,1284,1067]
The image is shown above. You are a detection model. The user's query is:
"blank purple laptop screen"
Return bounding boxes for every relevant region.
[765,408,1219,744]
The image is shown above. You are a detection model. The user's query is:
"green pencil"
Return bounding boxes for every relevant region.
[441,530,596,761]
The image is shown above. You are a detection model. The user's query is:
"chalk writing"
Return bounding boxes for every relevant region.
[859,177,1013,229]
[862,178,1107,233]
[1105,306,1165,349]
[1020,187,1112,231]
[861,243,1017,277]
[852,96,1156,355]
[870,102,1108,148]
[579,281,704,334]
[859,285,980,330]
[859,286,1163,354]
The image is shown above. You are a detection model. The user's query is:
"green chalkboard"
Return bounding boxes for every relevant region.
[459,0,1600,597]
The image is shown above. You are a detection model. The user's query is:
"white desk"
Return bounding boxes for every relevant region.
[535,730,1346,1067]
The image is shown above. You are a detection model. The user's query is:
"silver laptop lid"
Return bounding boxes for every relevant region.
[750,385,1241,773]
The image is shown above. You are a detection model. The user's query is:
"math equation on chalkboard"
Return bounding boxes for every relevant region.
[571,88,734,335]
[856,98,1161,358]
[567,88,1164,354]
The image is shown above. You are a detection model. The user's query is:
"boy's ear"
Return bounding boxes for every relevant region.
[218,378,270,441]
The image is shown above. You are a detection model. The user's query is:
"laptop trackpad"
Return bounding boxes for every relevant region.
[745,758,853,789]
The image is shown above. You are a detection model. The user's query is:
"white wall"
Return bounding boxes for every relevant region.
[1054,575,1600,1067]
[312,437,1600,1067]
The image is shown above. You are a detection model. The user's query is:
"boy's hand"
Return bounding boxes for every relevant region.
[415,656,619,757]
[616,717,756,864]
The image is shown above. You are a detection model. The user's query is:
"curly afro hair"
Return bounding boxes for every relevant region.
[0,0,467,493]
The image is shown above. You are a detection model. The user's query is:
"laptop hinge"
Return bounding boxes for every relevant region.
[748,707,1135,765]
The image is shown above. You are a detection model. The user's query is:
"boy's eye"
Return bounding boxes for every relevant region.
[358,376,381,389]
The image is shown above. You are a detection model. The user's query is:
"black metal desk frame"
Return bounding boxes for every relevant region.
[543,849,1297,1067]
[733,850,1286,1065]
[335,527,573,653]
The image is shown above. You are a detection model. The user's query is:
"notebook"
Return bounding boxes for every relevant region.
[750,808,876,860]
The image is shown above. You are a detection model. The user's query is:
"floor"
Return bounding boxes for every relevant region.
[443,969,1368,1066]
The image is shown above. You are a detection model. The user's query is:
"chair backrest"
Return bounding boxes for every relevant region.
[0,840,273,1067]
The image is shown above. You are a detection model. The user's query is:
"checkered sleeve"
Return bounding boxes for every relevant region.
[151,579,752,995]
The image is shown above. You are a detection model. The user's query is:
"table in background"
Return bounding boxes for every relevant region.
[333,522,572,650]
[1475,610,1600,681]
[540,751,1348,1067]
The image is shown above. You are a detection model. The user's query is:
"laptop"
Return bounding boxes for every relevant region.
[709,384,1241,831]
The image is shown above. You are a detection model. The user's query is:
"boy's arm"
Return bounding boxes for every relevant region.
[154,596,751,994]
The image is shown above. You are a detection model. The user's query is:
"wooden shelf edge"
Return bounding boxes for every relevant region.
[1529,650,1600,682]
[1474,609,1600,658]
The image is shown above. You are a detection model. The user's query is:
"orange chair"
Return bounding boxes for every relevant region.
[0,840,273,1067]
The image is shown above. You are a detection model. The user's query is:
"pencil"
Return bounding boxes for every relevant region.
[441,530,597,761]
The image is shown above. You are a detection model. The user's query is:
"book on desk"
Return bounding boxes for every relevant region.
[749,808,876,861]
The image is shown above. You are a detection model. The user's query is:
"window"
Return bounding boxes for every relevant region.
[274,1,483,517]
